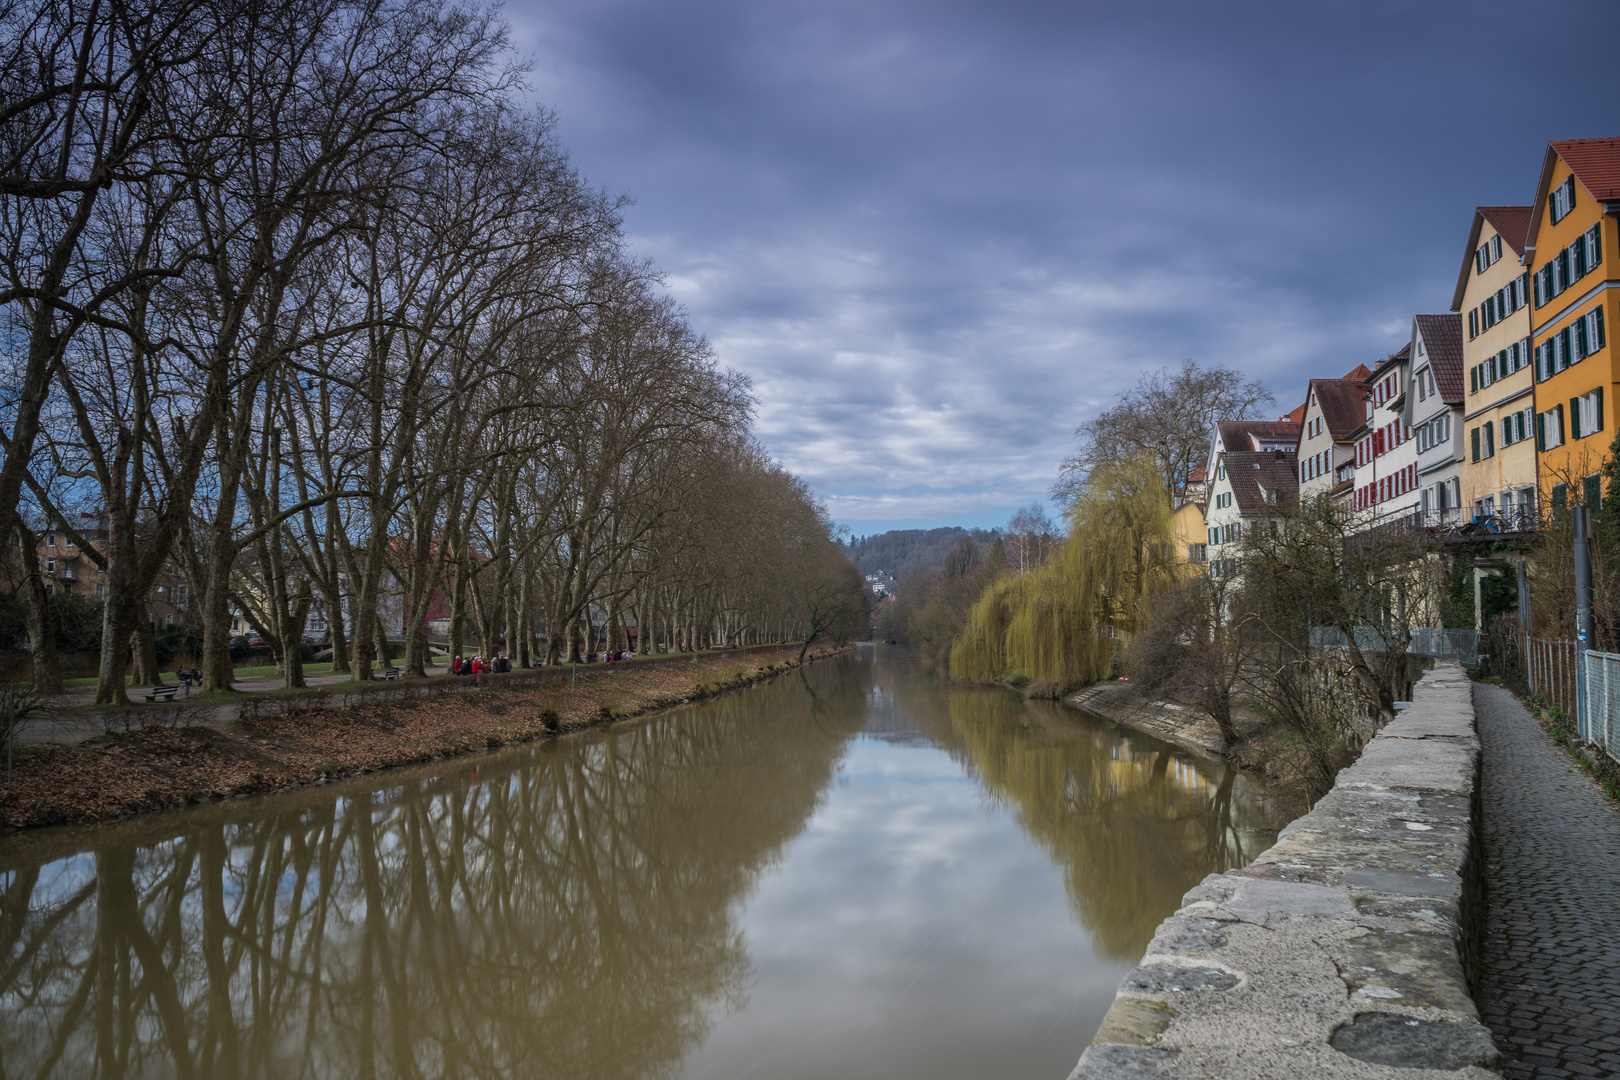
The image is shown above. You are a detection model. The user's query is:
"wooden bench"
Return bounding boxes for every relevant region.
[143,686,178,703]
[381,667,401,680]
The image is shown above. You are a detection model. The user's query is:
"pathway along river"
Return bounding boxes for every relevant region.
[0,645,1283,1079]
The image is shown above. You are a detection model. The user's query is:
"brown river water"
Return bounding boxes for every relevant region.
[0,645,1281,1079]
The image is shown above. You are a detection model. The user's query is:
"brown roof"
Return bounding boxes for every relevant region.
[1222,451,1299,517]
[1451,206,1533,311]
[1306,378,1368,440]
[1340,363,1372,381]
[1480,206,1532,255]
[1215,419,1303,452]
[1414,313,1465,404]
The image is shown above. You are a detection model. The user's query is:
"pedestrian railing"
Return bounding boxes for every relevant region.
[1309,625,1477,665]
[1581,648,1620,765]
[1526,637,1579,720]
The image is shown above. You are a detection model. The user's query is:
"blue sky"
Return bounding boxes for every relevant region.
[508,0,1620,535]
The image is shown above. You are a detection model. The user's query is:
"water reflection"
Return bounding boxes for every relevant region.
[941,687,1273,958]
[0,672,868,1080]
[0,649,1279,1080]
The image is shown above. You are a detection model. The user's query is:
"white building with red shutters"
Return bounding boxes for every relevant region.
[1352,344,1421,520]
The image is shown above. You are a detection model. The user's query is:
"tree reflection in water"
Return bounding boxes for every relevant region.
[0,652,1281,1080]
[0,672,867,1080]
[942,686,1278,959]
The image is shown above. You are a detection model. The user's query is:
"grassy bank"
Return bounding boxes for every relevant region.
[1,645,846,831]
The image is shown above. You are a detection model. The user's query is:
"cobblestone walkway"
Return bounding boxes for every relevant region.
[1474,682,1620,1079]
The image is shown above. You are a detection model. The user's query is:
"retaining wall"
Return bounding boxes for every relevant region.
[1071,662,1500,1079]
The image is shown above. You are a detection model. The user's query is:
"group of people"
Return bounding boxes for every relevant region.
[451,655,512,675]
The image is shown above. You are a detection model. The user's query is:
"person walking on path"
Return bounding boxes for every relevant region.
[1473,682,1620,1079]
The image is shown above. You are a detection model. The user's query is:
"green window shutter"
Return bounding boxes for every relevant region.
[1577,317,1589,358]
[1538,411,1546,451]
[1470,366,1478,393]
[1471,427,1481,462]
[1596,307,1606,349]
[1596,387,1604,434]
[1485,421,1494,457]
[1591,225,1603,267]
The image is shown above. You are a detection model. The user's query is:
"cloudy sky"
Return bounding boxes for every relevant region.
[509,0,1620,535]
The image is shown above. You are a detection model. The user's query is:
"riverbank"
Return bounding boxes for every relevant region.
[1066,681,1346,815]
[0,644,847,831]
[1065,682,1228,757]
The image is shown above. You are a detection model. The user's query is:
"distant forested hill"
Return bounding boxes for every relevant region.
[847,527,1000,580]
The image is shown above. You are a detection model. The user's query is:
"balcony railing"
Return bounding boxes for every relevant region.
[1395,505,1544,539]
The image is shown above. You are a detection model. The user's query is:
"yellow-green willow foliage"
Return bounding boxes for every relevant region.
[950,455,1177,687]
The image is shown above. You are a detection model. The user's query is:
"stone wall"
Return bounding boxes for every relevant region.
[1070,662,1500,1079]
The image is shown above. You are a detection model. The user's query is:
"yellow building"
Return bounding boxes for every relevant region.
[1170,498,1207,567]
[1453,205,1536,524]
[1529,139,1620,508]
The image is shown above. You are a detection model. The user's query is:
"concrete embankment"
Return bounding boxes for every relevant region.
[1072,662,1499,1079]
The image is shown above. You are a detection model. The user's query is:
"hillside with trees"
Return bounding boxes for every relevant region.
[847,528,999,580]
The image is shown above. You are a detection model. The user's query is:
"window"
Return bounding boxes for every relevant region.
[1469,309,1479,339]
[1572,388,1604,440]
[1585,474,1603,512]
[46,532,55,547]
[1539,404,1566,450]
[45,556,54,572]
[1550,175,1576,224]
[1491,234,1502,261]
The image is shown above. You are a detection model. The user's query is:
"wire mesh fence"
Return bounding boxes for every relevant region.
[1581,649,1620,765]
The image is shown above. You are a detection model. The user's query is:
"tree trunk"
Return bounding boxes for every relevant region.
[131,621,160,686]
[12,525,63,692]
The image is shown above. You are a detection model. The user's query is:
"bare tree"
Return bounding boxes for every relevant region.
[1052,360,1273,507]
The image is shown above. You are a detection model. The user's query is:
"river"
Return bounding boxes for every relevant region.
[0,645,1281,1079]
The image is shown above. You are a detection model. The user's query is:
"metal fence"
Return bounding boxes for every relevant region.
[1309,626,1477,664]
[1526,637,1579,720]
[1581,650,1620,765]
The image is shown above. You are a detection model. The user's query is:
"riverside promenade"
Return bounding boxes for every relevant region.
[1474,683,1620,1079]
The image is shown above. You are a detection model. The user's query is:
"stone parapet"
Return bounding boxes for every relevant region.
[1071,662,1499,1079]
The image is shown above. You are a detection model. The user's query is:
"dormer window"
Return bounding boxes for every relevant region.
[1550,176,1576,224]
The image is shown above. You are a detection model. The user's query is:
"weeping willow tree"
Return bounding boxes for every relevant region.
[951,454,1177,687]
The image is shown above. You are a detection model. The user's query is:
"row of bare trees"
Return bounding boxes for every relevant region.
[0,0,865,702]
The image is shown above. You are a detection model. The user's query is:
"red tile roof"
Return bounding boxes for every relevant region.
[1340,364,1372,381]
[1452,206,1533,311]
[1222,451,1299,517]
[1307,378,1368,441]
[1479,206,1532,255]
[1527,139,1620,262]
[1281,402,1307,423]
[1414,313,1465,404]
[1554,138,1620,202]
